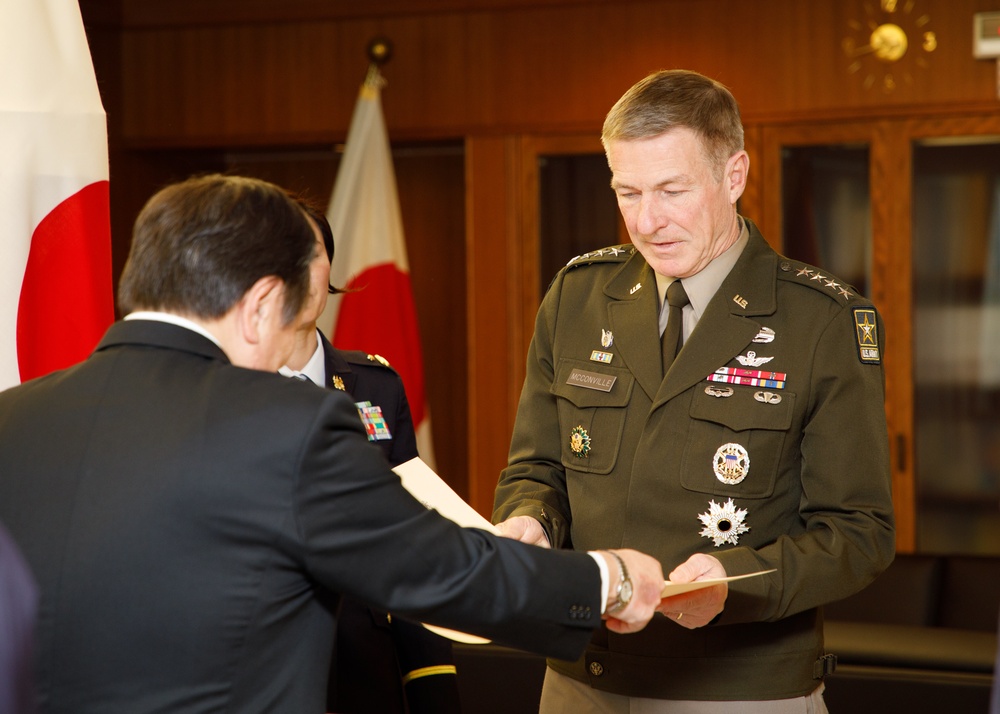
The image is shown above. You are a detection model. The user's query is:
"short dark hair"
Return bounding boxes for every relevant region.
[118,174,314,325]
[296,199,344,296]
[601,69,744,177]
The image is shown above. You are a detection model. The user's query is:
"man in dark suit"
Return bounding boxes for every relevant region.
[281,204,461,713]
[0,174,667,714]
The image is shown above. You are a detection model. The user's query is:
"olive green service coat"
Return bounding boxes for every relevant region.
[493,219,895,701]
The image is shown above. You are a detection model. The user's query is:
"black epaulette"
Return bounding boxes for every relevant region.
[565,245,635,269]
[776,258,864,305]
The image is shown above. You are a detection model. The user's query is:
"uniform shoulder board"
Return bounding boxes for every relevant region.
[777,259,881,365]
[340,350,391,369]
[566,245,635,269]
[776,259,862,304]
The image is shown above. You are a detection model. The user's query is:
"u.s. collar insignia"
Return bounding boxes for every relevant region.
[569,426,591,458]
[698,498,750,547]
[332,375,346,391]
[713,443,750,485]
[852,307,881,364]
[601,329,613,348]
[736,350,773,367]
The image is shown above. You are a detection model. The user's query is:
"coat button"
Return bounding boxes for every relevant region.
[780,261,792,272]
[589,661,604,677]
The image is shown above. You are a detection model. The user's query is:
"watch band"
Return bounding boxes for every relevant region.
[605,550,633,614]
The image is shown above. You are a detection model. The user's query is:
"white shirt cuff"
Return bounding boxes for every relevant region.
[588,551,610,614]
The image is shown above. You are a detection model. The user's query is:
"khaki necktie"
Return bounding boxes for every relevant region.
[661,280,690,375]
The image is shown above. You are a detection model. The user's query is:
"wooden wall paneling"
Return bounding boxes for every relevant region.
[112,0,1000,148]
[518,134,605,331]
[393,148,469,498]
[759,121,880,252]
[465,135,523,517]
[117,0,615,27]
[871,120,916,553]
[740,124,765,240]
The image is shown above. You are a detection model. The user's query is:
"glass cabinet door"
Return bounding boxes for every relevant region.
[538,152,619,295]
[780,145,872,297]
[911,139,1000,554]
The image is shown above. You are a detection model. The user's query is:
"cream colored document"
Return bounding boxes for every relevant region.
[393,457,496,643]
[661,569,776,598]
[394,457,500,534]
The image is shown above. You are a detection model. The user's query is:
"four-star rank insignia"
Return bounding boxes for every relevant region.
[852,307,881,364]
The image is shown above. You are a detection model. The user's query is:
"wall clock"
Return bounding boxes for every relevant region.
[843,0,937,92]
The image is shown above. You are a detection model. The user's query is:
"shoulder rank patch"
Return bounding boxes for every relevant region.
[566,245,635,268]
[367,353,391,367]
[852,307,881,364]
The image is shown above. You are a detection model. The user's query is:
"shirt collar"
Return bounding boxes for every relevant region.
[124,311,222,347]
[278,329,325,384]
[654,216,750,323]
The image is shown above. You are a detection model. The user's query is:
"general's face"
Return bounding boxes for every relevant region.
[607,126,747,279]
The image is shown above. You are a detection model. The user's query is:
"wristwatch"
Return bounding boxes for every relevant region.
[606,551,633,614]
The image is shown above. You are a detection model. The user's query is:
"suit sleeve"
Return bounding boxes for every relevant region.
[712,303,895,624]
[293,390,601,660]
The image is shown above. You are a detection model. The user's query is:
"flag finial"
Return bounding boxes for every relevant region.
[364,37,392,90]
[367,37,393,67]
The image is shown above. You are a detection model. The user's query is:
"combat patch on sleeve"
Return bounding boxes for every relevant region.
[852,307,881,364]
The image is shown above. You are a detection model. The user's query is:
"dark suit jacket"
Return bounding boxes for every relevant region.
[318,334,460,714]
[0,521,38,714]
[0,319,601,714]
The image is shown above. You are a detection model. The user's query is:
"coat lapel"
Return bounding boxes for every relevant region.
[320,333,358,394]
[605,255,663,401]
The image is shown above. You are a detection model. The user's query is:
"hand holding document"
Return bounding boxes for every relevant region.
[393,458,776,639]
[393,457,497,643]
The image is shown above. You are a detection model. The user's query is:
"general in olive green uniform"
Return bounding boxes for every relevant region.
[493,218,895,701]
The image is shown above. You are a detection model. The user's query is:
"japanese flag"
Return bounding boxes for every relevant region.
[0,0,114,389]
[319,71,435,466]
